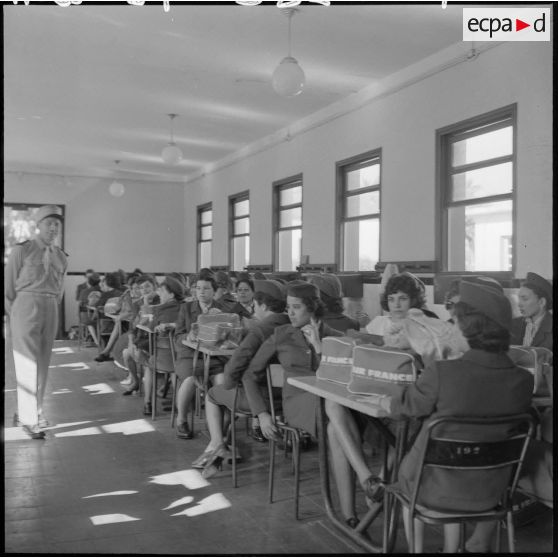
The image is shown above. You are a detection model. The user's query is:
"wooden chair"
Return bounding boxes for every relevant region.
[382,413,535,553]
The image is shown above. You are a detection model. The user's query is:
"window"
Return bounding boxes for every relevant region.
[438,105,516,273]
[197,203,212,269]
[273,176,302,272]
[337,151,381,271]
[4,203,65,265]
[229,192,250,271]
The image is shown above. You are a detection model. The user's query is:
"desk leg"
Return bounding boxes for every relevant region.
[151,333,157,421]
[316,398,383,553]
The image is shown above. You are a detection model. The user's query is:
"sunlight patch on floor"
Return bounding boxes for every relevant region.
[3,427,45,441]
[52,388,72,394]
[52,362,91,371]
[4,388,16,392]
[82,383,115,394]
[84,490,139,498]
[52,346,75,354]
[170,493,231,517]
[149,469,210,490]
[162,496,194,510]
[102,419,156,435]
[55,426,104,437]
[90,513,141,526]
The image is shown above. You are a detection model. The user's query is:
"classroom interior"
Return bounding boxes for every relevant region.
[3,2,554,555]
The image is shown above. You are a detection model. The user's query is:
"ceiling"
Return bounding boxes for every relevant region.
[4,2,467,184]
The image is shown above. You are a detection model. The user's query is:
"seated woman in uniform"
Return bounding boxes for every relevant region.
[116,275,160,393]
[225,273,255,321]
[140,276,185,415]
[242,281,344,446]
[379,280,534,553]
[307,273,360,332]
[172,275,224,440]
[190,280,289,477]
[511,272,553,350]
[325,272,465,530]
[94,274,143,362]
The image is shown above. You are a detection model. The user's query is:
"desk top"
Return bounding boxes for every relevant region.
[288,376,390,419]
[182,338,235,357]
[136,323,154,333]
[532,396,552,408]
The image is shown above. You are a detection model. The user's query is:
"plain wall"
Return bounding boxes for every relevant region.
[182,41,553,280]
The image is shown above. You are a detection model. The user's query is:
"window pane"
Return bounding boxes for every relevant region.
[232,236,249,271]
[451,162,512,202]
[452,126,512,167]
[199,241,211,269]
[200,210,212,225]
[234,217,249,235]
[346,191,380,218]
[277,228,301,271]
[346,163,380,192]
[234,199,249,217]
[342,218,379,272]
[200,225,212,241]
[279,207,302,228]
[447,200,512,272]
[280,185,302,206]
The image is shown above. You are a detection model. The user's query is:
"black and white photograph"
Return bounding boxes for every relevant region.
[3,0,553,555]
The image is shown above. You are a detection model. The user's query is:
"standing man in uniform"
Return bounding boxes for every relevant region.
[5,205,68,439]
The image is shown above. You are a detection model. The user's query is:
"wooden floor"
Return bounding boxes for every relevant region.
[4,339,554,555]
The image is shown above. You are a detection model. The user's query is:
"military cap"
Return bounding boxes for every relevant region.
[460,280,512,330]
[523,272,552,308]
[254,279,286,301]
[286,280,320,300]
[35,205,63,223]
[307,273,343,299]
[162,275,185,300]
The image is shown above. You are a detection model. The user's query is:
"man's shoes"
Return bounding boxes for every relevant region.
[21,424,46,440]
[94,353,113,362]
[176,422,193,440]
[143,403,152,416]
[363,475,385,504]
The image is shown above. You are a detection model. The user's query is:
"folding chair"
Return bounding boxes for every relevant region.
[382,413,535,553]
[228,385,252,488]
[266,364,305,519]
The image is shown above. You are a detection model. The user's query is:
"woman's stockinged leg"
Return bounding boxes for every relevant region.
[176,376,196,423]
[325,400,371,484]
[205,397,226,451]
[328,422,357,521]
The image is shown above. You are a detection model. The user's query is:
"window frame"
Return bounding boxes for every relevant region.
[197,202,213,270]
[335,149,382,272]
[436,104,517,276]
[228,190,250,271]
[272,174,303,272]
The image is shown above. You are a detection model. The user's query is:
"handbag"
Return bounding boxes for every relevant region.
[508,345,553,396]
[347,345,419,397]
[197,313,241,347]
[104,296,122,315]
[316,336,358,385]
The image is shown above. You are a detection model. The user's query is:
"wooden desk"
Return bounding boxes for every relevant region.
[287,376,407,553]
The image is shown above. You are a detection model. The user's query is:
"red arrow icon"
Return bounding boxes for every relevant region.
[516,18,530,31]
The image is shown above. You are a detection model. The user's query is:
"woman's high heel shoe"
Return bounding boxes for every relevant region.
[192,449,216,469]
[225,445,243,464]
[201,446,226,479]
[122,384,139,396]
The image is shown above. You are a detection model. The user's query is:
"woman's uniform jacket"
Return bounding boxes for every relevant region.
[510,312,553,351]
[243,322,343,437]
[390,348,534,512]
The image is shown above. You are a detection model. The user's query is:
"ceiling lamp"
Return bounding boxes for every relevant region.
[109,160,125,197]
[272,8,305,98]
[161,113,183,165]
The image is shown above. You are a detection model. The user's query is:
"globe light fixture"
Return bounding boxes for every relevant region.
[272,8,305,97]
[161,113,183,165]
[109,160,125,197]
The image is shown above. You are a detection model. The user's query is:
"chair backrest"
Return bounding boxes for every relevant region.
[266,364,286,421]
[153,330,177,373]
[411,413,535,513]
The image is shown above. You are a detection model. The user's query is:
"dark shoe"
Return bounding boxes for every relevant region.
[201,446,226,479]
[251,424,266,443]
[363,475,385,503]
[122,385,139,396]
[94,353,113,362]
[346,517,360,529]
[22,424,46,439]
[143,403,152,416]
[225,445,243,464]
[176,422,193,440]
